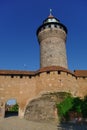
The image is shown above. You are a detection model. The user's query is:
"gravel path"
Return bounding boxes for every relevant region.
[0,117,57,130]
[1,117,87,130]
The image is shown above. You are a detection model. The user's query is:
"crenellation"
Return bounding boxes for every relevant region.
[39,72,46,78]
[61,71,67,76]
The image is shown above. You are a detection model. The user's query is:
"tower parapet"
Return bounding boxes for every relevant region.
[37,11,68,68]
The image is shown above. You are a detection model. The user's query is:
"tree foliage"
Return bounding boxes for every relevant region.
[9,103,18,112]
[57,96,73,118]
[56,95,87,121]
[81,96,87,118]
[71,97,82,113]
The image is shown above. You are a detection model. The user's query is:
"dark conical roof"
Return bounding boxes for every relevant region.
[43,15,60,24]
[43,10,60,24]
[37,10,68,35]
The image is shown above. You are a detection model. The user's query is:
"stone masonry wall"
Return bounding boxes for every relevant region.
[0,75,36,118]
[24,92,69,122]
[38,28,68,68]
[76,77,87,97]
[0,69,87,120]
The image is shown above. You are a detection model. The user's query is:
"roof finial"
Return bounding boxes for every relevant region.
[50,8,52,16]
[48,9,54,18]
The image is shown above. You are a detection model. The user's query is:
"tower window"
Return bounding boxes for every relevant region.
[55,25,57,28]
[43,26,45,29]
[48,25,51,28]
[60,26,63,29]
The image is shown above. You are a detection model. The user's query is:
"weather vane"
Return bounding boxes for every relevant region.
[50,8,52,15]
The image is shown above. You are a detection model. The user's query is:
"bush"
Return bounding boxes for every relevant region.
[56,95,87,122]
[56,95,73,121]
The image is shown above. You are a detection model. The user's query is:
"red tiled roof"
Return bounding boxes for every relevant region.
[74,70,87,77]
[0,70,34,75]
[38,66,74,75]
[0,66,86,77]
[0,66,74,76]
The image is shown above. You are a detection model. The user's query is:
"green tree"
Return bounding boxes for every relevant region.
[56,96,73,121]
[57,95,87,122]
[71,97,82,113]
[81,96,87,118]
[9,104,18,112]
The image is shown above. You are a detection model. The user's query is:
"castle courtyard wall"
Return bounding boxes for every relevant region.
[0,68,87,119]
[76,77,87,97]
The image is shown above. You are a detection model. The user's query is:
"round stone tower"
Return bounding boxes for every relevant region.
[37,11,68,68]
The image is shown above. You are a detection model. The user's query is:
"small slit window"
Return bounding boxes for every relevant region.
[48,25,51,28]
[55,25,57,28]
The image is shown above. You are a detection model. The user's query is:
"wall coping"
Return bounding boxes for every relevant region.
[74,70,87,77]
[0,66,86,77]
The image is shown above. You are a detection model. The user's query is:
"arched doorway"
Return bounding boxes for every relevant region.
[5,99,19,118]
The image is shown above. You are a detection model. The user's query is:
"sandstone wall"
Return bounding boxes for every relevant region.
[0,75,36,117]
[35,71,78,96]
[38,28,68,68]
[0,69,87,119]
[76,77,87,97]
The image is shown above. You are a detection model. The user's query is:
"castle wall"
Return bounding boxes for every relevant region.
[0,69,86,119]
[35,71,78,96]
[0,75,36,118]
[76,77,87,97]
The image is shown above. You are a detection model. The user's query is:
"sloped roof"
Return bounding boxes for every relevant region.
[0,66,74,76]
[74,70,87,77]
[38,66,74,75]
[0,66,86,77]
[0,70,34,75]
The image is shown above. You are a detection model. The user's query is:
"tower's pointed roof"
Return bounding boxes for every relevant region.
[43,9,60,24]
[37,9,67,35]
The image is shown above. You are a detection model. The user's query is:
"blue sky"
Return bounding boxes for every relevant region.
[0,0,87,71]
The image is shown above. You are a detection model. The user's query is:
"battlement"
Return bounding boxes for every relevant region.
[0,66,74,77]
[37,22,67,36]
[0,67,87,119]
[0,67,87,79]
